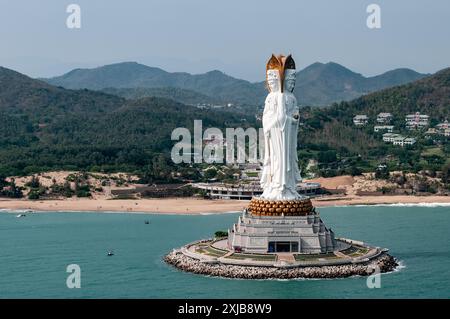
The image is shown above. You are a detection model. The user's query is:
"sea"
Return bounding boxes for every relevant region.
[0,205,449,298]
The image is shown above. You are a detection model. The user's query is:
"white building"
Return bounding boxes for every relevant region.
[444,128,450,137]
[383,133,402,142]
[392,136,406,146]
[405,112,429,129]
[436,120,450,136]
[374,125,394,133]
[193,182,322,200]
[383,133,416,146]
[353,115,368,126]
[436,120,449,130]
[377,112,393,123]
[403,137,417,146]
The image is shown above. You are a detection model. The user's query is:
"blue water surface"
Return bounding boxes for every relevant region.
[0,206,449,298]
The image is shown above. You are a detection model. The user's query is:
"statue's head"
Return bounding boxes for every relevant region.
[266,54,296,93]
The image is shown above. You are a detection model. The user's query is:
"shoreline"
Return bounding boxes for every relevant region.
[164,250,398,280]
[1,195,449,214]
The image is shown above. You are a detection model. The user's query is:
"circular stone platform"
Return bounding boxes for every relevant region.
[164,238,398,279]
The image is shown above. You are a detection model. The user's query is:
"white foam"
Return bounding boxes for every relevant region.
[326,202,450,208]
[394,260,406,271]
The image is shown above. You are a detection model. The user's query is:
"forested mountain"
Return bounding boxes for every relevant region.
[330,67,450,120]
[0,67,123,121]
[0,67,255,176]
[101,87,224,106]
[293,62,426,106]
[44,62,263,106]
[297,68,450,175]
[43,62,426,107]
[1,65,448,178]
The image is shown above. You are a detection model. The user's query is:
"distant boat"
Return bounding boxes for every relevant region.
[16,214,26,218]
[107,251,114,256]
[144,220,150,224]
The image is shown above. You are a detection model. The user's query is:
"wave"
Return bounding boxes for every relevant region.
[0,208,37,213]
[198,211,240,215]
[0,208,241,216]
[394,260,406,272]
[378,202,450,207]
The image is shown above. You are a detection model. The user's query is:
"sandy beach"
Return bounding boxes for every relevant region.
[1,195,449,214]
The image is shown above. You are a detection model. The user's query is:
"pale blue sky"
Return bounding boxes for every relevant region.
[0,0,449,81]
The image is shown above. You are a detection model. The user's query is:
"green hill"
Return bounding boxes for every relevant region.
[101,87,224,106]
[298,68,450,175]
[44,62,263,106]
[0,67,255,176]
[1,65,448,178]
[0,67,123,121]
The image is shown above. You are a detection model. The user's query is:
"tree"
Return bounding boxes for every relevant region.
[442,163,450,184]
[350,165,363,176]
[375,166,390,180]
[1,180,23,198]
[204,167,218,180]
[28,190,40,200]
[318,150,337,164]
[25,176,41,189]
[0,175,7,189]
[214,230,228,238]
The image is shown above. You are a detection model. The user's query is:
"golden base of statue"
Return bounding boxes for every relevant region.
[248,197,313,216]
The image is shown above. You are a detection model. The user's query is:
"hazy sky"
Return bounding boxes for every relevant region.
[1,0,449,81]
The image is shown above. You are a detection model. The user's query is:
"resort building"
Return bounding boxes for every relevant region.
[392,136,406,146]
[444,129,450,137]
[425,128,437,135]
[425,120,450,138]
[403,137,417,146]
[436,120,450,136]
[383,133,416,146]
[436,120,449,131]
[377,112,393,124]
[353,115,369,126]
[405,112,429,129]
[392,136,416,147]
[193,182,322,200]
[374,125,394,133]
[382,133,402,142]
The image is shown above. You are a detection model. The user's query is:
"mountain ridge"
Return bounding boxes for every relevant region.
[43,61,428,106]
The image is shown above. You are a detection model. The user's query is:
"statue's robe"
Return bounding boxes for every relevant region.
[261,91,301,200]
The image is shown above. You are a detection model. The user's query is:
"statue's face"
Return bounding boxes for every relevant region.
[284,69,296,93]
[266,69,280,92]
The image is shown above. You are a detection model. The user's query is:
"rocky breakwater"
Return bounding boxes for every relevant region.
[164,251,398,279]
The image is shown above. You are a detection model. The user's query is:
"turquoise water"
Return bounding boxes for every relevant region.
[0,206,449,298]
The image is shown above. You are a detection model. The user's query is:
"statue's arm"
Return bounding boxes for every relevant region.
[289,95,299,123]
[262,94,278,133]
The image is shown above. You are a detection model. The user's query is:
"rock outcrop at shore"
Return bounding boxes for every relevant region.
[164,251,398,279]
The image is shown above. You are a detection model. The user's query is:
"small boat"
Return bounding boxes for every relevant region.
[144,220,150,224]
[16,214,26,218]
[107,251,114,256]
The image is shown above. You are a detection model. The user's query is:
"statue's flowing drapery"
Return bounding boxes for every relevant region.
[261,91,301,200]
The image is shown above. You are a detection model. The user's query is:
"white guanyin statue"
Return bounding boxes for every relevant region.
[260,54,302,200]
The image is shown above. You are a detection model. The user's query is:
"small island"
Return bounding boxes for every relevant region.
[164,54,398,279]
